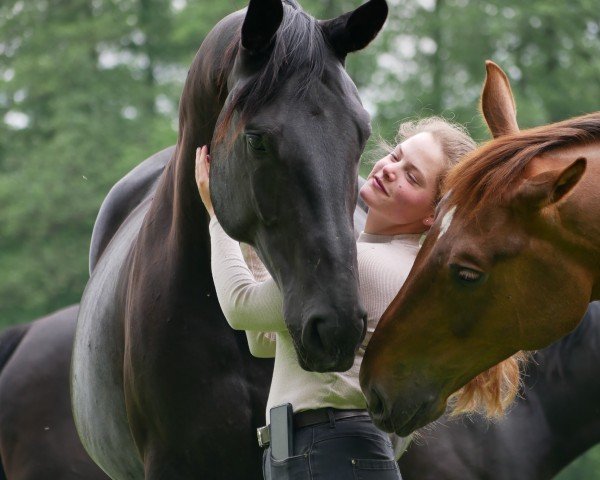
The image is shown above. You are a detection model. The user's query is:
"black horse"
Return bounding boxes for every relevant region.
[71,0,388,478]
[0,306,109,480]
[399,301,600,480]
[0,175,368,480]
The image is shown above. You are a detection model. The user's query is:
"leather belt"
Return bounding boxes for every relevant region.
[294,408,370,429]
[257,408,370,447]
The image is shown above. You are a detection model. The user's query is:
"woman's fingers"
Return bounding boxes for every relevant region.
[195,145,215,217]
[195,146,208,181]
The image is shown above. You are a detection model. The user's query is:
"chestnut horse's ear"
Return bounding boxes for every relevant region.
[514,158,587,210]
[481,60,519,138]
[320,0,388,58]
[241,0,284,53]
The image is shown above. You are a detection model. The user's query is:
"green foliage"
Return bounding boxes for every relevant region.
[556,444,600,480]
[365,0,600,144]
[0,0,219,324]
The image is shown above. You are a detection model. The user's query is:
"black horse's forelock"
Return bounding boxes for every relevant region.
[214,2,328,143]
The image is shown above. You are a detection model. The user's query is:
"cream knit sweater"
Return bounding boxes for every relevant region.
[209,217,420,422]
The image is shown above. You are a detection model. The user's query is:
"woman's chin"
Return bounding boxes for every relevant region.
[358,187,374,206]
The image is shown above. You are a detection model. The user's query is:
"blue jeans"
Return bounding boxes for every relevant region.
[262,414,402,479]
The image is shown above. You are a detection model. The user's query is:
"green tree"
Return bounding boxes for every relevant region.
[367,0,600,143]
[0,0,177,323]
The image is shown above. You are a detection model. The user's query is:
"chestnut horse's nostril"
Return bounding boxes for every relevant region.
[360,313,368,343]
[367,385,385,417]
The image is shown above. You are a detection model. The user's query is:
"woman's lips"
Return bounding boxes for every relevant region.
[373,176,388,195]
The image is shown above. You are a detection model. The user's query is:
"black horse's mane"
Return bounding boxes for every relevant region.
[215,1,328,142]
[537,303,600,380]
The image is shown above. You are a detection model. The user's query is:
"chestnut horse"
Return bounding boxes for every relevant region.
[71,0,388,478]
[400,302,600,480]
[360,60,600,435]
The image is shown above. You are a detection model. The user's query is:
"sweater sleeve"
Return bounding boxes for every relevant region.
[245,331,277,358]
[209,217,286,332]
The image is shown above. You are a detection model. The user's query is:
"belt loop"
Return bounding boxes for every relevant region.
[327,408,335,429]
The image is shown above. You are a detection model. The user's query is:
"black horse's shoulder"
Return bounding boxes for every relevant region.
[88,146,174,274]
[0,322,31,374]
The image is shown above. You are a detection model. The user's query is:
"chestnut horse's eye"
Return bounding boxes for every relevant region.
[450,265,487,286]
[246,134,266,152]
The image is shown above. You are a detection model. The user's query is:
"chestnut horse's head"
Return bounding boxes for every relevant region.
[360,61,600,435]
[181,0,388,372]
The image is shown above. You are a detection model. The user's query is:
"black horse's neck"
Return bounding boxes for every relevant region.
[142,13,242,296]
[527,304,600,477]
[480,305,600,479]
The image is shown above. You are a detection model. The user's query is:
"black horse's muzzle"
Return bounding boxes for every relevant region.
[296,306,367,372]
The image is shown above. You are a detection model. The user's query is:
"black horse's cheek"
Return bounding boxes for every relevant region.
[251,166,283,226]
[210,149,257,243]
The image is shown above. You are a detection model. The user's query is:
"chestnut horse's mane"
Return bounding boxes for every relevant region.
[442,112,600,418]
[443,112,600,219]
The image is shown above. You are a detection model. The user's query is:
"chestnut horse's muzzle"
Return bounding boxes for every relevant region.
[363,378,446,436]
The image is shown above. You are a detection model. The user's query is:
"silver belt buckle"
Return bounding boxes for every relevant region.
[257,425,271,447]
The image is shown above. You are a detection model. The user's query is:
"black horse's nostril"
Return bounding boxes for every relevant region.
[302,315,336,356]
[300,313,349,371]
[300,309,365,372]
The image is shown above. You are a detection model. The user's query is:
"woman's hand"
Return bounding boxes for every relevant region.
[195,145,214,218]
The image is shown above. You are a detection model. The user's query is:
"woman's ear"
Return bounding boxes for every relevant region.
[422,215,434,228]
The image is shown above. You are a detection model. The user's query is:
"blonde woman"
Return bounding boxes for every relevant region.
[196,117,476,479]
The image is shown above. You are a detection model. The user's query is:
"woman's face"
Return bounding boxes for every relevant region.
[359,132,445,235]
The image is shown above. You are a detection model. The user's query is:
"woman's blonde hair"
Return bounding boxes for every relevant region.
[449,351,529,418]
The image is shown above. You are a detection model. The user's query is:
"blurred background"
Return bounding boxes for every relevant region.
[0,0,598,476]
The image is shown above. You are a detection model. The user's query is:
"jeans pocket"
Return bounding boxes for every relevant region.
[266,452,310,480]
[352,458,402,480]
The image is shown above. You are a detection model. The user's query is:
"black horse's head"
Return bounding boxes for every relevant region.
[198,0,387,372]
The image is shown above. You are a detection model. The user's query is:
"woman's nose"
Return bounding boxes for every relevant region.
[382,163,396,180]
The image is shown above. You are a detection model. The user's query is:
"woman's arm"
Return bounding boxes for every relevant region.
[245,331,276,358]
[209,217,286,332]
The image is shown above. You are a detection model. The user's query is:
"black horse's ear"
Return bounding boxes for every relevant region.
[241,0,284,53]
[320,0,388,57]
[513,158,586,211]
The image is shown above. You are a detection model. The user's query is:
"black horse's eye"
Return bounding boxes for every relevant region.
[450,264,487,287]
[246,134,266,152]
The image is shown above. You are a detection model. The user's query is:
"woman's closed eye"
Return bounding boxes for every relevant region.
[405,171,419,185]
